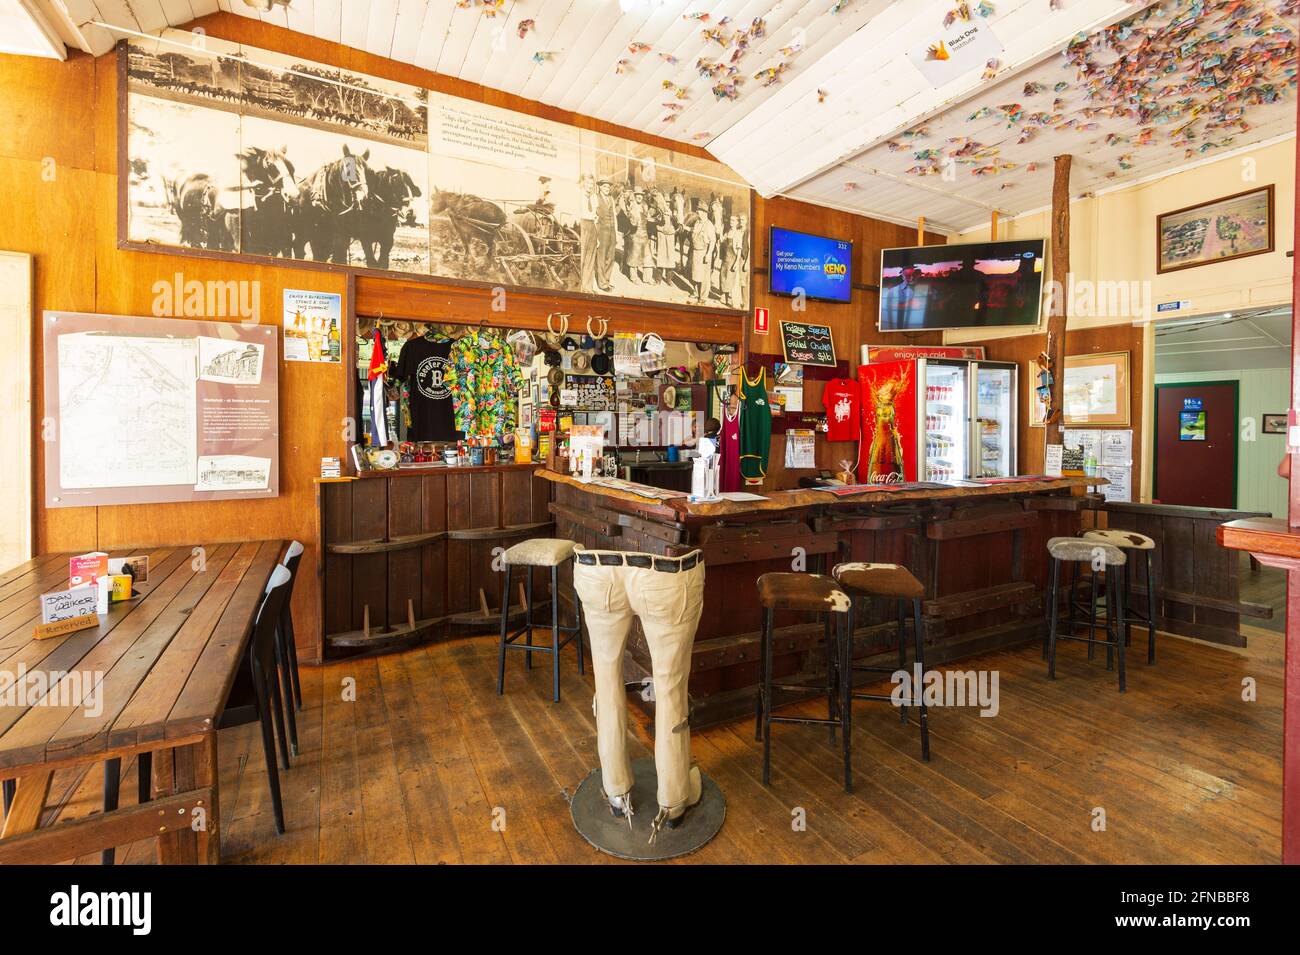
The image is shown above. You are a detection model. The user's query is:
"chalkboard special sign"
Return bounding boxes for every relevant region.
[779,321,837,367]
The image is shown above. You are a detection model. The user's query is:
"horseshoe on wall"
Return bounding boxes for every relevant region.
[587,315,609,340]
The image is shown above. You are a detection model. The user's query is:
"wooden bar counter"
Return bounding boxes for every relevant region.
[541,470,1098,727]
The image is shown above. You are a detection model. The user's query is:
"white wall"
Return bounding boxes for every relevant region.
[1153,368,1290,517]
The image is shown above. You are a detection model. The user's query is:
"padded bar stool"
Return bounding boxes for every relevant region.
[754,573,853,792]
[496,538,584,703]
[1083,529,1158,664]
[1045,537,1128,692]
[832,562,930,762]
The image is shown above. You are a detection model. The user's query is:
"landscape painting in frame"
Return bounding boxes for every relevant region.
[1156,186,1274,274]
[122,33,750,313]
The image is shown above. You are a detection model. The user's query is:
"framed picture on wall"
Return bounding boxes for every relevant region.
[1062,351,1130,427]
[1156,185,1274,274]
[1262,413,1287,434]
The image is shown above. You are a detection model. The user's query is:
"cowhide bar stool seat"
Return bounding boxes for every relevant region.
[832,562,930,762]
[1045,537,1128,692]
[755,573,854,792]
[1083,528,1158,664]
[497,538,584,703]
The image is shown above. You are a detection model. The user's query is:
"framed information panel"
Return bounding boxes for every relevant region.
[43,311,279,508]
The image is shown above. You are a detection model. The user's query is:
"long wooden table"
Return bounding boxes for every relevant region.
[0,541,284,864]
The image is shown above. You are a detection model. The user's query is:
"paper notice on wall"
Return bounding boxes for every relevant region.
[1045,444,1064,478]
[1100,429,1133,467]
[785,429,816,469]
[1099,465,1132,503]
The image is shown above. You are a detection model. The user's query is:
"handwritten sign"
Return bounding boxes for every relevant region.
[779,321,836,368]
[40,584,99,624]
[35,584,100,640]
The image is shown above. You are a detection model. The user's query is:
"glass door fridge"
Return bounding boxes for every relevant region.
[973,361,1018,477]
[919,360,969,482]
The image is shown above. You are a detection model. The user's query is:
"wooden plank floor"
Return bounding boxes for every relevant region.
[50,624,1283,864]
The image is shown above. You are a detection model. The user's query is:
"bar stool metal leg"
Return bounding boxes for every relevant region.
[1104,570,1115,671]
[1047,557,1061,680]
[1146,550,1157,664]
[496,564,512,695]
[912,597,930,762]
[897,598,909,723]
[823,614,836,743]
[1115,570,1127,693]
[1088,567,1098,661]
[761,607,775,785]
[840,608,853,793]
[551,565,562,703]
[754,605,765,742]
[525,568,535,669]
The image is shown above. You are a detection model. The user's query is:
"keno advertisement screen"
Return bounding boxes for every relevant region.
[769,227,853,303]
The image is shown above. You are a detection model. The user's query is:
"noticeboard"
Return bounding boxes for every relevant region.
[44,311,280,508]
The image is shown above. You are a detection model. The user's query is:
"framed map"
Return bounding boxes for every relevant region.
[1062,351,1130,428]
[44,311,280,508]
[1157,186,1274,274]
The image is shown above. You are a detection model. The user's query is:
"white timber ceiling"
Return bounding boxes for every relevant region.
[30,0,1300,232]
[1155,306,1293,374]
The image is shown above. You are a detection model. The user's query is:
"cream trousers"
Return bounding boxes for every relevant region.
[573,553,705,810]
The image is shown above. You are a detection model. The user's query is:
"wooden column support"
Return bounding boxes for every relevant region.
[1045,154,1072,447]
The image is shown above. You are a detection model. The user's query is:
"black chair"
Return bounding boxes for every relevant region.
[276,540,305,757]
[246,564,293,834]
[755,573,853,792]
[1045,536,1128,692]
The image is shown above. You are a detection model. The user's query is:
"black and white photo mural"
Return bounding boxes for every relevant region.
[124,31,751,313]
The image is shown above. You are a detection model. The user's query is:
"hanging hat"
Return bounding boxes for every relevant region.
[544,349,562,367]
[572,351,591,372]
[604,338,615,356]
[666,366,692,384]
[591,352,612,376]
[547,366,565,388]
[562,336,579,351]
[662,385,678,409]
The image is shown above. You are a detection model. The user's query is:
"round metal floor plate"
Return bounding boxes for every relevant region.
[570,758,726,861]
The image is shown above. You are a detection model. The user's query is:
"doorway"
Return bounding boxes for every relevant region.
[1153,381,1238,508]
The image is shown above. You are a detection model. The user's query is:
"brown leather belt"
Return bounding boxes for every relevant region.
[575,551,701,573]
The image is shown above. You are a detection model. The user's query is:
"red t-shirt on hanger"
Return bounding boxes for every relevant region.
[822,378,861,442]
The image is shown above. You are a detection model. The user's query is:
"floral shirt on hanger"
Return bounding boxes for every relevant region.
[446,329,525,437]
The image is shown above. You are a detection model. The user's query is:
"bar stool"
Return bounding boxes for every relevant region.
[832,562,930,762]
[754,573,853,792]
[1083,529,1158,664]
[1045,537,1128,692]
[496,538,584,703]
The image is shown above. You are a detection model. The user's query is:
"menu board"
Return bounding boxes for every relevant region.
[779,321,837,367]
[44,311,279,508]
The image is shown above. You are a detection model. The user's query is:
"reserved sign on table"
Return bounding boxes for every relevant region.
[35,584,99,640]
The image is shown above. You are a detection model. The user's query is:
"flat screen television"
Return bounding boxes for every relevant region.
[769,226,853,303]
[878,238,1045,330]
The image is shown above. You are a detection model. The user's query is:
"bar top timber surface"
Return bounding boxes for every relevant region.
[537,469,1099,519]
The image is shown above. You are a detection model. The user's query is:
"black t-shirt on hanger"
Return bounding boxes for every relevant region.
[390,337,461,442]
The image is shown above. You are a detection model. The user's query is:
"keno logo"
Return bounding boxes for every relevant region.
[822,255,847,281]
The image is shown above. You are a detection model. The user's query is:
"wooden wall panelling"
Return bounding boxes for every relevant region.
[445,474,474,616]
[469,471,503,619]
[983,323,1145,490]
